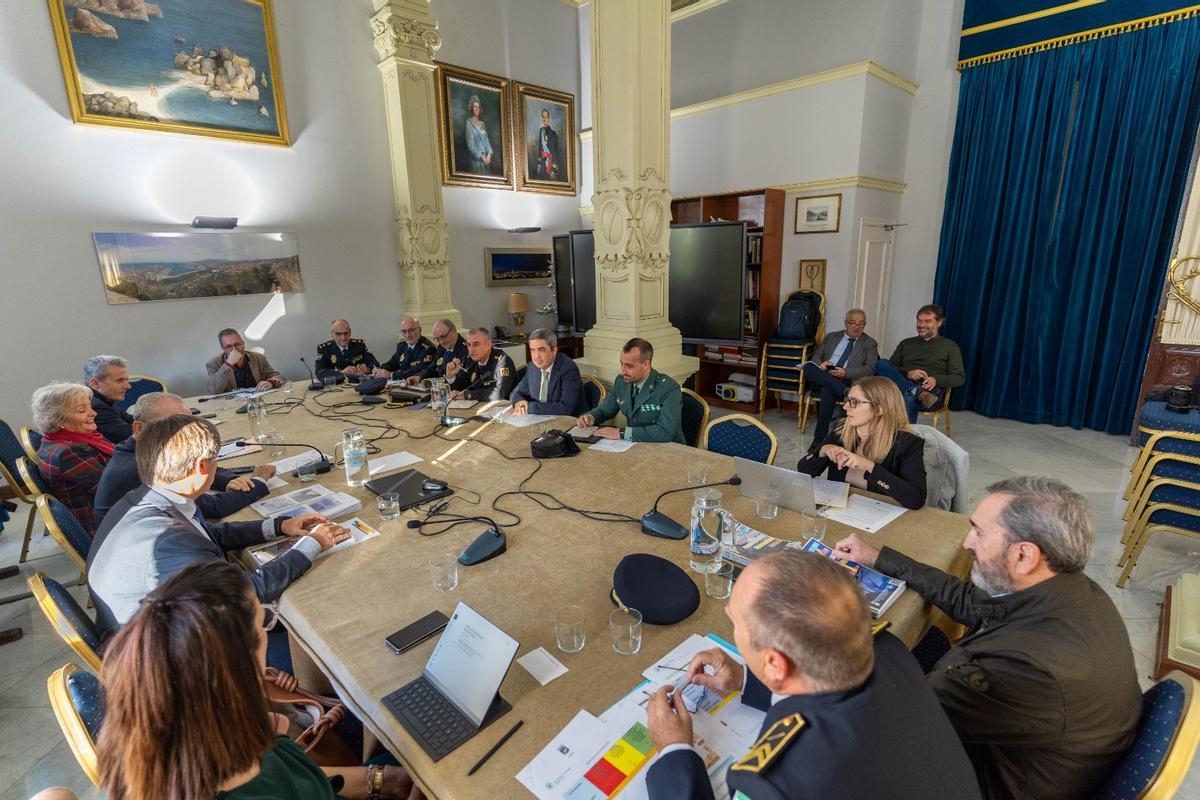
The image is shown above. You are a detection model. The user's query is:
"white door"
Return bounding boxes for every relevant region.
[853,218,896,352]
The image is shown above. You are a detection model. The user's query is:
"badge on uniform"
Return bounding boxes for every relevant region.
[500,367,510,376]
[331,354,338,365]
[437,358,444,365]
[731,713,805,774]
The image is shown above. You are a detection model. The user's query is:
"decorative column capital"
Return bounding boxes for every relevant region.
[396,204,449,279]
[592,167,671,281]
[370,1,442,64]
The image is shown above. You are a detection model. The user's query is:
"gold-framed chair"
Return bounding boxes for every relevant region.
[796,368,823,434]
[1117,499,1200,587]
[19,426,42,464]
[700,413,779,465]
[35,495,90,577]
[918,386,953,436]
[680,388,710,448]
[29,572,103,673]
[0,443,43,564]
[47,664,102,786]
[1124,429,1200,501]
[580,374,607,409]
[17,456,47,499]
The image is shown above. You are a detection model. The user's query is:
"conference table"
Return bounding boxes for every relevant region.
[209,385,973,799]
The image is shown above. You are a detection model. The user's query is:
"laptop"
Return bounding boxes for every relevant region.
[734,456,817,513]
[382,602,519,761]
[364,469,453,508]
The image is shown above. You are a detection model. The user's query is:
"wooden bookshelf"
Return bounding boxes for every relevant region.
[670,188,784,412]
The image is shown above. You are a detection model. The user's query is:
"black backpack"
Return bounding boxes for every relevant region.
[775,291,821,341]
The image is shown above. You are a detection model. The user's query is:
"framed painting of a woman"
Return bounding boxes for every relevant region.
[435,63,513,190]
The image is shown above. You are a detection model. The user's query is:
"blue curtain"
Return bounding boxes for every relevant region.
[934,17,1200,434]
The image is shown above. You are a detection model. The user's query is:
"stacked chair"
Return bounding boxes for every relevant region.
[760,290,823,428]
[1118,401,1200,587]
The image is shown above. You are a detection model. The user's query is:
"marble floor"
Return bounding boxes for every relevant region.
[1,410,1198,798]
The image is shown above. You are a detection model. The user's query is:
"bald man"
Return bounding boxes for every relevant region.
[315,319,378,380]
[373,317,436,381]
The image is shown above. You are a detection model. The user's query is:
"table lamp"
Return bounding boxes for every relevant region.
[507,292,530,339]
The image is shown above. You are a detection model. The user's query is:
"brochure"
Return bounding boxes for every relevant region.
[800,538,906,617]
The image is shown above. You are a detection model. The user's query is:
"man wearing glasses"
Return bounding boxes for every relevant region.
[400,318,469,385]
[373,316,436,381]
[800,308,878,442]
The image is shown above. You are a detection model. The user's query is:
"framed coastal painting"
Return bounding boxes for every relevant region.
[95,231,303,304]
[514,81,576,196]
[47,0,290,146]
[435,63,513,190]
[794,194,842,234]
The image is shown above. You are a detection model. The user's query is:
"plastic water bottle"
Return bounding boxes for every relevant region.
[689,489,723,573]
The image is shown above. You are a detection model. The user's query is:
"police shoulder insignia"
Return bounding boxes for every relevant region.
[500,367,511,376]
[731,713,805,773]
[870,620,891,636]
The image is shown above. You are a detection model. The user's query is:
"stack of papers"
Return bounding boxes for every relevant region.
[481,406,558,428]
[820,495,907,533]
[812,478,850,508]
[250,485,362,520]
[247,516,381,566]
[589,438,636,453]
[801,539,906,617]
[217,438,261,460]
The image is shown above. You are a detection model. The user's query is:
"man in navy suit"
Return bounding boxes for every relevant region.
[87,413,349,641]
[510,328,584,416]
[644,551,979,800]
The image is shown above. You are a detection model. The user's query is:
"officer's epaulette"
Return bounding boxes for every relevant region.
[351,338,364,345]
[730,712,805,774]
[871,619,891,636]
[317,339,334,350]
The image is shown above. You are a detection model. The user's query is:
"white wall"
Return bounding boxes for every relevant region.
[0,0,402,424]
[432,0,582,333]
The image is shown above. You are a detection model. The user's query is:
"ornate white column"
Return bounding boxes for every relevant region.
[574,0,697,385]
[370,0,461,331]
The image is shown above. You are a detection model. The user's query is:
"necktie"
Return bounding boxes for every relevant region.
[538,368,550,402]
[835,337,855,368]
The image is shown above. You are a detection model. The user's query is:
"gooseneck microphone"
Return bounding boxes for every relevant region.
[439,369,492,427]
[300,357,323,391]
[641,476,742,540]
[236,440,332,477]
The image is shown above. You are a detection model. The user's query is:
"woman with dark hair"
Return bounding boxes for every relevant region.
[98,560,419,800]
[797,375,927,509]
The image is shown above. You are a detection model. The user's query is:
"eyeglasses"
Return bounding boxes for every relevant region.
[400,327,419,334]
[844,319,866,327]
[843,397,877,409]
[262,604,280,632]
[434,333,452,342]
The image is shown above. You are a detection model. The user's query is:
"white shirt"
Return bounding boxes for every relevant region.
[153,486,321,562]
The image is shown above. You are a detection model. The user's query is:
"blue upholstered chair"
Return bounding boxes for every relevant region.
[1094,670,1199,800]
[513,365,527,393]
[581,374,606,410]
[18,456,49,498]
[680,388,709,448]
[115,374,167,414]
[19,425,42,464]
[0,418,44,563]
[48,664,104,786]
[700,413,778,464]
[29,572,102,672]
[35,495,91,575]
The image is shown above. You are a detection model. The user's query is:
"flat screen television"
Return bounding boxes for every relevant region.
[561,222,746,344]
[552,235,573,329]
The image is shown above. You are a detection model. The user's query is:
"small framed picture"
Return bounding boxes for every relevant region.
[484,247,552,287]
[435,63,513,190]
[798,259,827,294]
[794,194,842,234]
[513,81,576,196]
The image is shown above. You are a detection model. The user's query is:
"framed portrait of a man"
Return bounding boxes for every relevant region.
[514,81,576,196]
[435,63,513,189]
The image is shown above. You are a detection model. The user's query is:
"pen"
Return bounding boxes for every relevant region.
[467,720,523,776]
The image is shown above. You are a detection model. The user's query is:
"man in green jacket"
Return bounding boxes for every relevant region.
[577,338,684,444]
[875,303,965,422]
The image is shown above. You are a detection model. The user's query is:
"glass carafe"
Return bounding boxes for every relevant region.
[427,378,451,418]
[334,427,369,487]
[245,397,268,442]
[689,489,724,574]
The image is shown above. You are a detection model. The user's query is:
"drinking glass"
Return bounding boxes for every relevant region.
[279,381,295,401]
[296,459,318,483]
[264,429,286,458]
[610,608,642,655]
[756,489,780,519]
[430,553,459,592]
[687,462,709,487]
[377,492,401,522]
[705,561,734,600]
[554,605,586,653]
[801,510,827,543]
[212,395,229,413]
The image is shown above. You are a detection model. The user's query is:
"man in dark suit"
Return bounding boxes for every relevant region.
[373,316,436,381]
[799,308,879,442]
[93,392,275,528]
[645,551,980,800]
[510,328,583,416]
[402,318,469,385]
[578,338,683,443]
[84,354,133,444]
[534,108,561,180]
[314,319,378,380]
[447,327,516,402]
[87,413,349,641]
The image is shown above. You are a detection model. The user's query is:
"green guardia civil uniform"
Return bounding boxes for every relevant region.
[585,368,684,444]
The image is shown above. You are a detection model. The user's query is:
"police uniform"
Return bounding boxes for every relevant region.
[379,336,436,380]
[584,369,684,444]
[413,336,469,382]
[450,350,516,402]
[645,627,982,800]
[315,338,378,379]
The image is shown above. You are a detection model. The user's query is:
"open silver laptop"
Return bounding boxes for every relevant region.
[734,456,817,513]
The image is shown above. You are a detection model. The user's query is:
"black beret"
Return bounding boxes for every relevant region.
[610,553,700,625]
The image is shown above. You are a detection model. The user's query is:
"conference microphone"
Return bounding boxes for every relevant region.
[300,357,323,391]
[236,440,332,477]
[641,476,742,540]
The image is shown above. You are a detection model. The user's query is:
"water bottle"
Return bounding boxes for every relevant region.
[245,397,268,442]
[689,489,723,574]
[335,428,370,487]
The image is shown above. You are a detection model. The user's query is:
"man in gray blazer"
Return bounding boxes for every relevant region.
[801,309,879,442]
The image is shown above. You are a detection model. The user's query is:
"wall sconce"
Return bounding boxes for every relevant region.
[192,216,239,229]
[506,226,541,234]
[507,292,531,339]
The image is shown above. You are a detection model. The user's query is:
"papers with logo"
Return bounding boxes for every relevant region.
[640,633,744,688]
[218,438,261,460]
[517,647,568,686]
[719,513,805,567]
[270,450,329,474]
[589,438,636,453]
[320,516,381,558]
[367,451,423,476]
[247,516,381,566]
[820,494,907,533]
[250,485,362,520]
[800,538,906,617]
[516,711,610,800]
[812,477,850,509]
[447,399,478,410]
[265,475,289,490]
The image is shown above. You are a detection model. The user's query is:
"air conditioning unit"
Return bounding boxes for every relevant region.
[715,382,755,403]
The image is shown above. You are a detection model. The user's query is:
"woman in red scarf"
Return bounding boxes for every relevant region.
[32,383,115,537]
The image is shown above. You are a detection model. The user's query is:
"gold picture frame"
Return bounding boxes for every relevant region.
[513,81,576,196]
[435,63,514,190]
[798,259,827,293]
[47,0,290,146]
[794,194,842,234]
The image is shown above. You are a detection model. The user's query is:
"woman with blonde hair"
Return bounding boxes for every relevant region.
[797,376,927,509]
[32,382,114,536]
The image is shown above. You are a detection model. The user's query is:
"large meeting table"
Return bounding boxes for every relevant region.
[211,385,973,799]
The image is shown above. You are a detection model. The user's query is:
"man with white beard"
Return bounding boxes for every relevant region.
[835,476,1141,800]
